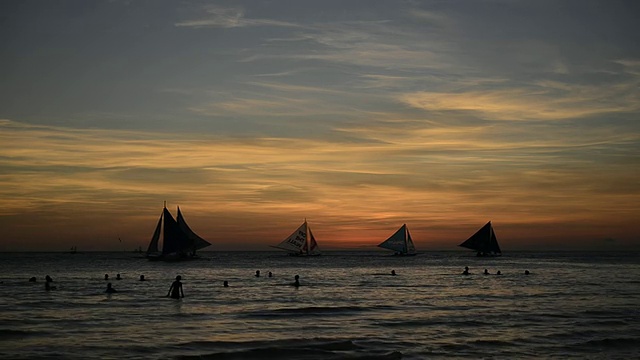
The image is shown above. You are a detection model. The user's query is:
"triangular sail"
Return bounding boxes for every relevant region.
[378,224,409,254]
[177,207,211,252]
[308,227,321,256]
[459,221,501,255]
[273,222,307,254]
[405,228,417,255]
[161,207,188,255]
[146,213,163,254]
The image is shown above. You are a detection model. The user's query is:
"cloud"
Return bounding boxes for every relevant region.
[399,77,640,121]
[175,5,299,28]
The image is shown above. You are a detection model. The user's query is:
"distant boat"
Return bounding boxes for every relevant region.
[378,224,417,256]
[271,220,321,256]
[69,246,78,254]
[459,221,502,256]
[146,203,211,261]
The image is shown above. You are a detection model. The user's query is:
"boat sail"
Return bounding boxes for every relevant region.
[459,221,501,256]
[271,220,321,256]
[378,224,417,256]
[146,204,211,261]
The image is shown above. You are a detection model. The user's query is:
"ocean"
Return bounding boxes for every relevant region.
[0,251,639,359]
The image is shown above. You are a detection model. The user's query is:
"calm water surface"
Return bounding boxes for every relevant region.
[0,251,639,359]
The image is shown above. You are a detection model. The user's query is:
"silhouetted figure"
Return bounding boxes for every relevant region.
[268,272,273,278]
[291,275,300,287]
[255,270,260,277]
[167,275,184,299]
[496,270,502,275]
[139,275,145,281]
[104,274,109,280]
[116,274,122,280]
[524,270,530,275]
[484,269,489,275]
[44,276,56,291]
[223,281,229,287]
[462,266,470,275]
[106,282,117,293]
[391,270,397,276]
[29,277,36,282]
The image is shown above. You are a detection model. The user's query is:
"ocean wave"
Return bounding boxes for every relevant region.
[239,305,392,318]
[374,319,491,328]
[174,338,402,360]
[0,329,46,339]
[578,337,640,349]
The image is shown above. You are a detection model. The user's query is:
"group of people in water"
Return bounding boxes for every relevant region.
[32,267,530,297]
[462,266,530,276]
[30,270,302,297]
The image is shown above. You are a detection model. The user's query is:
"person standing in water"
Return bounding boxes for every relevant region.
[291,275,300,287]
[106,282,117,293]
[44,276,56,291]
[167,275,184,299]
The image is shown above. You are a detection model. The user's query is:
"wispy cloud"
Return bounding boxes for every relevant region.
[175,5,299,28]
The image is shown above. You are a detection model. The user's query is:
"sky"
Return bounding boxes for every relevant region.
[1,0,639,252]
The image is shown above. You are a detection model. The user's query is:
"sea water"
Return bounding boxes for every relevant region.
[0,251,639,359]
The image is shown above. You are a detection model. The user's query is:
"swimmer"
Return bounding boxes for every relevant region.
[496,270,502,275]
[116,273,122,280]
[255,270,260,277]
[484,269,489,275]
[167,275,184,299]
[268,272,273,278]
[291,275,300,287]
[104,274,109,280]
[391,270,397,276]
[139,275,145,281]
[223,280,229,287]
[29,277,36,282]
[45,276,56,291]
[524,270,530,275]
[462,266,470,275]
[106,282,117,293]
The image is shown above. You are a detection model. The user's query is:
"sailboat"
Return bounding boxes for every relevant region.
[146,203,211,261]
[458,221,502,256]
[271,220,321,256]
[378,224,417,256]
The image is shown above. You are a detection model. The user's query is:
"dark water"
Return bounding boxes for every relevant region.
[0,251,639,359]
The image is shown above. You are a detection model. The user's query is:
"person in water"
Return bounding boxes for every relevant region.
[106,282,117,293]
[29,277,36,282]
[496,270,502,275]
[484,269,489,275]
[268,272,273,278]
[167,275,184,299]
[45,276,56,291]
[291,275,300,287]
[104,274,109,280]
[391,270,397,276]
[139,275,145,281]
[524,270,530,275]
[223,280,229,287]
[462,266,470,275]
[116,274,122,280]
[255,270,260,277]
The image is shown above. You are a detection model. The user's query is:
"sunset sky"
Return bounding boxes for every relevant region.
[1,0,639,251]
